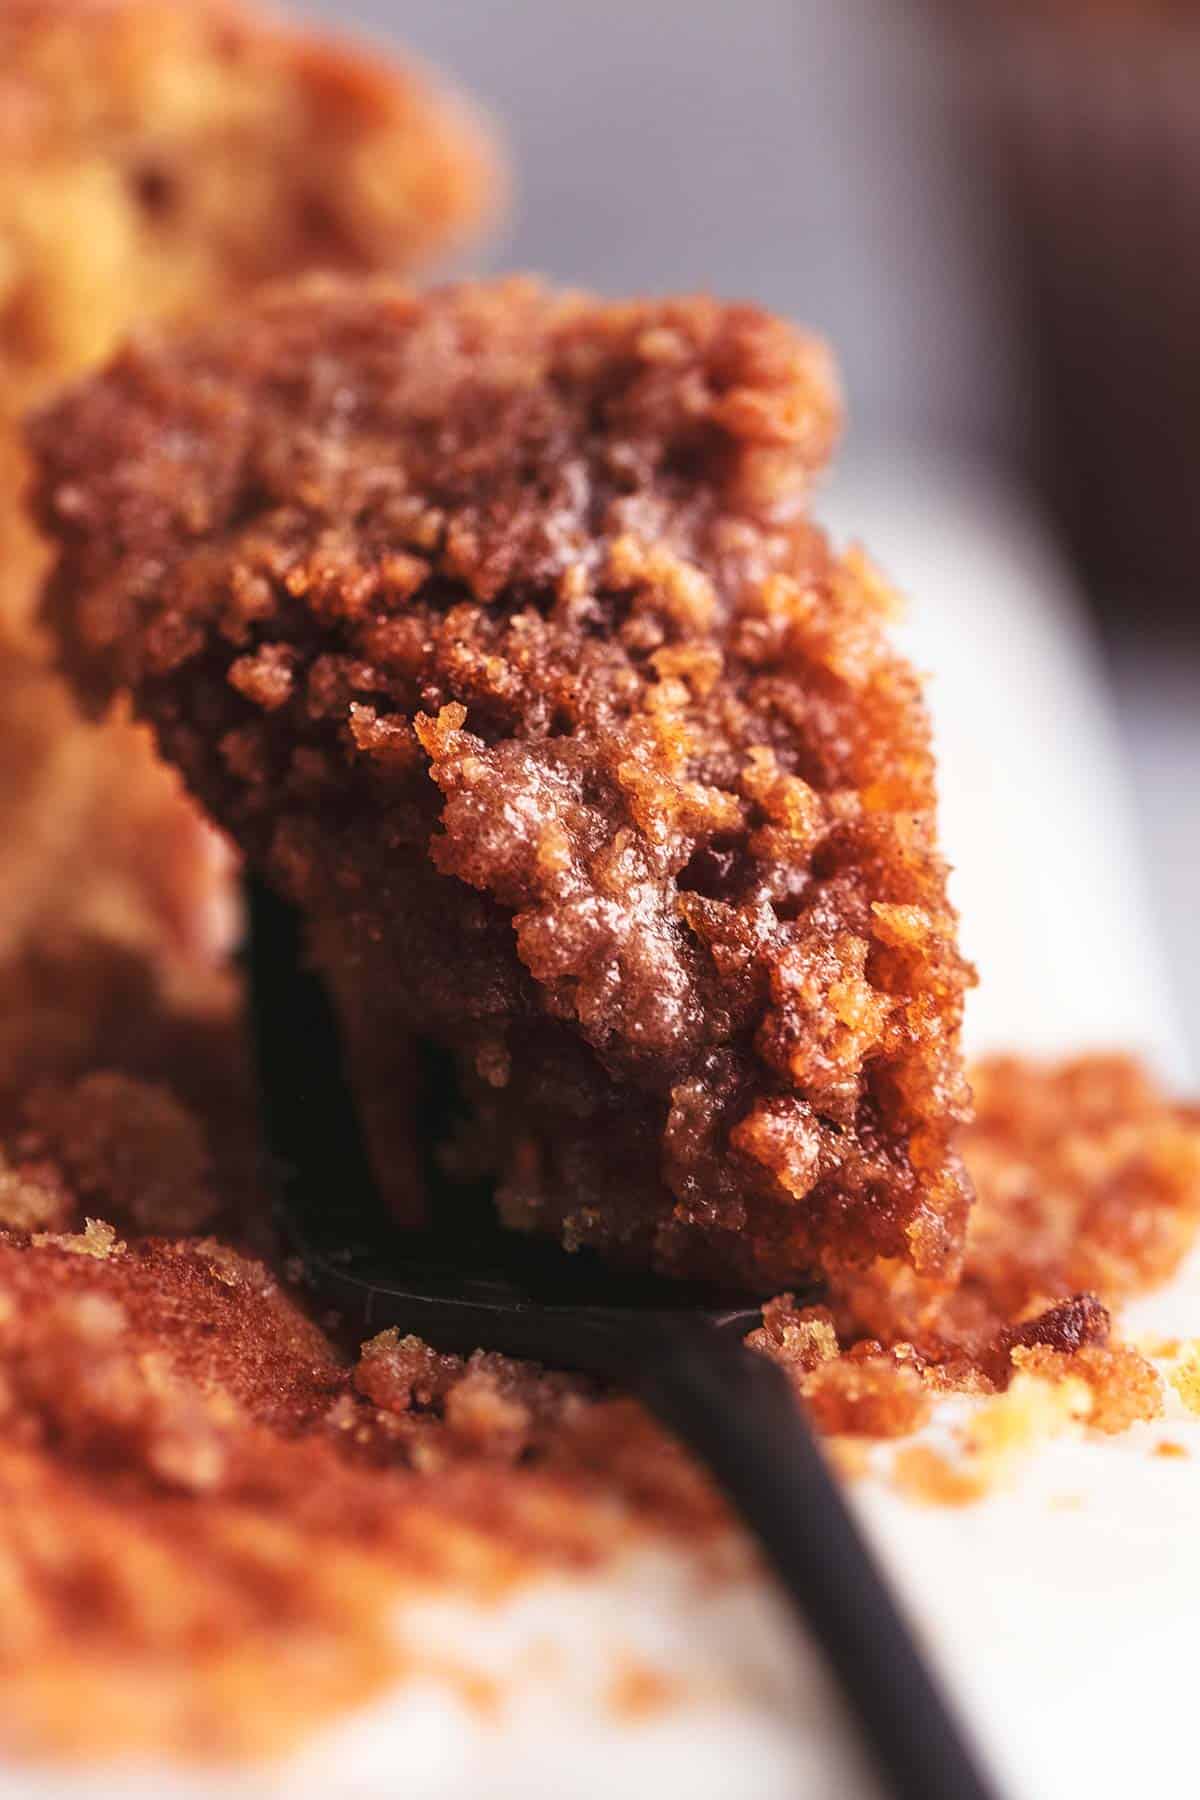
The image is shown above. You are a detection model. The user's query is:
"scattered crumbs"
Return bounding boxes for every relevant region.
[760,1053,1200,1481]
[1155,1440,1189,1460]
[446,1667,503,1720]
[825,1437,872,1481]
[1050,1494,1084,1511]
[889,1341,1178,1509]
[894,1373,1093,1509]
[30,1217,125,1259]
[745,1296,839,1373]
[892,1446,984,1509]
[1137,1335,1182,1360]
[386,1640,505,1720]
[607,1657,682,1722]
[1169,1342,1200,1415]
[803,1351,931,1440]
[965,1372,1092,1466]
[0,961,1196,1746]
[1010,1342,1162,1435]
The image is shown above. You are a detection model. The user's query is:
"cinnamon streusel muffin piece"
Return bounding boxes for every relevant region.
[31,275,973,1291]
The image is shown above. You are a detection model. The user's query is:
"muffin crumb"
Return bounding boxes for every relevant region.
[30,1216,124,1259]
[1169,1342,1200,1415]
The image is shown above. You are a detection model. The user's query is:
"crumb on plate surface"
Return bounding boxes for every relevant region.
[0,1049,1195,1758]
[751,1054,1200,1440]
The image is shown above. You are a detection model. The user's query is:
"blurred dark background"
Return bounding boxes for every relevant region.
[296,0,1199,1066]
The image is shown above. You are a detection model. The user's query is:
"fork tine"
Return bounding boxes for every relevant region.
[244,874,380,1222]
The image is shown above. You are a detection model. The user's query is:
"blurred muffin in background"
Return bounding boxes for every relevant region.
[0,671,239,1130]
[1,0,498,634]
[936,0,1200,624]
[0,0,500,1105]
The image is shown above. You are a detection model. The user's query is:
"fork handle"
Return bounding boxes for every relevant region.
[631,1326,1002,1800]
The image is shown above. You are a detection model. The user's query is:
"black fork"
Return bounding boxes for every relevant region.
[245,875,1002,1800]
